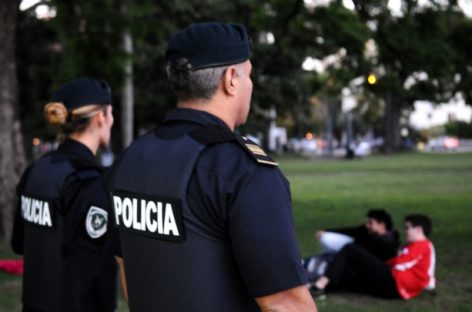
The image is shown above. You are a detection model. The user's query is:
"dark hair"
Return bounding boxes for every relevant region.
[405,214,433,237]
[367,209,393,231]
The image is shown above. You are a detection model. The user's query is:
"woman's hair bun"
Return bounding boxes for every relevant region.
[44,102,68,125]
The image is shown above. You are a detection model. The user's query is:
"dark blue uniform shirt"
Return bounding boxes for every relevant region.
[112,108,307,302]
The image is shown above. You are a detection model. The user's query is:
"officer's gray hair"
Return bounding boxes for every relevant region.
[167,63,244,102]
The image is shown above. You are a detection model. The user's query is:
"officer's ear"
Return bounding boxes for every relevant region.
[94,109,106,128]
[222,66,238,96]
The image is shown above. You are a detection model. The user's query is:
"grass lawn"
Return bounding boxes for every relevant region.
[283,152,472,312]
[1,152,471,311]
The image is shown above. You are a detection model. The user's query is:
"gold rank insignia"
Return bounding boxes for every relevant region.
[237,136,278,167]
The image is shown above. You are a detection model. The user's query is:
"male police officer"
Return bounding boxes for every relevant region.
[108,22,317,311]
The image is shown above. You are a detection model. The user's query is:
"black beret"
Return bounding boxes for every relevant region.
[51,78,112,110]
[166,22,251,71]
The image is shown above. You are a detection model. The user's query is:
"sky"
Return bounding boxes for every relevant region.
[410,99,471,129]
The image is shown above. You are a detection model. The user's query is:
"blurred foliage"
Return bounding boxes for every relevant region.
[15,0,472,153]
[445,120,472,138]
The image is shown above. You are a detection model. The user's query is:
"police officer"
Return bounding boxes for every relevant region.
[11,78,117,311]
[108,22,317,311]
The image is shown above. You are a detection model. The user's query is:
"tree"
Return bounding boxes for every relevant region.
[306,1,371,154]
[353,0,463,152]
[15,0,472,159]
[16,4,62,147]
[0,0,26,241]
[449,9,472,106]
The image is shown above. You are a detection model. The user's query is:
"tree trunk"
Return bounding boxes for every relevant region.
[384,92,402,153]
[0,1,26,242]
[121,30,134,148]
[324,98,334,156]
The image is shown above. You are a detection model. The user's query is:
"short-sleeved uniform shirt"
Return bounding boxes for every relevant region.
[11,139,117,312]
[111,108,307,308]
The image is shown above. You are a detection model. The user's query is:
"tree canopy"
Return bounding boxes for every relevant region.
[15,0,472,152]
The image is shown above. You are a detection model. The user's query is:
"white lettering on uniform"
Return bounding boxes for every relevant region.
[112,194,180,238]
[157,202,163,234]
[113,196,122,225]
[146,201,157,232]
[122,197,133,228]
[21,196,31,220]
[42,202,52,227]
[20,195,53,227]
[32,199,41,224]
[163,203,179,236]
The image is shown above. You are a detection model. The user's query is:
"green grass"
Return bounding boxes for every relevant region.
[1,152,471,311]
[282,152,472,311]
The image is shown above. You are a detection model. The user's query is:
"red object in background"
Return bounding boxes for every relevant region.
[0,259,23,275]
[444,136,460,149]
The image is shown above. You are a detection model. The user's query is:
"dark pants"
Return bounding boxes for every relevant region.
[325,244,400,299]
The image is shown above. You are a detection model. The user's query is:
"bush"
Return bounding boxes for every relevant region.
[445,121,472,138]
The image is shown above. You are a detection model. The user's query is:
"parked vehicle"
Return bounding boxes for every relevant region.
[426,136,460,151]
[287,138,317,154]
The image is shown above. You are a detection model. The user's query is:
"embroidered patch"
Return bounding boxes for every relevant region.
[85,206,108,239]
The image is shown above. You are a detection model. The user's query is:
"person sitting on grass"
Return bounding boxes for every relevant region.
[310,214,436,300]
[303,209,399,280]
[316,209,400,261]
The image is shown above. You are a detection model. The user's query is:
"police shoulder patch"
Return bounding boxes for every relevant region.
[236,136,278,167]
[85,206,108,239]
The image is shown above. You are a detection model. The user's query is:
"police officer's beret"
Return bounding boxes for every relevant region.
[166,22,251,71]
[52,78,112,110]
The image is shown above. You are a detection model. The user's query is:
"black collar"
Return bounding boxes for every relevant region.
[163,108,231,130]
[57,139,102,172]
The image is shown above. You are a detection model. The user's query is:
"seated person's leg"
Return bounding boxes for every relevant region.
[320,244,400,299]
[302,254,330,282]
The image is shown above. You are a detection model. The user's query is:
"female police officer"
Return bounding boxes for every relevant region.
[11,78,117,311]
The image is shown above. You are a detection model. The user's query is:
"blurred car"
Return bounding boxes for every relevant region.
[287,138,317,154]
[426,136,460,151]
[354,141,372,157]
[245,134,262,146]
[354,138,383,157]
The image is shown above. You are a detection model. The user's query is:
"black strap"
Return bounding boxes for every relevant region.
[188,124,235,145]
[189,125,278,167]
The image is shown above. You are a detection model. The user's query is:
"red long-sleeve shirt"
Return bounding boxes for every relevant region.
[387,240,436,299]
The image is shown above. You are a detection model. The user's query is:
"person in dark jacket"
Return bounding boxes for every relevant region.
[11,78,117,312]
[316,209,399,261]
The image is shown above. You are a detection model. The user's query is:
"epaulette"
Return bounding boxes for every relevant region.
[235,135,278,167]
